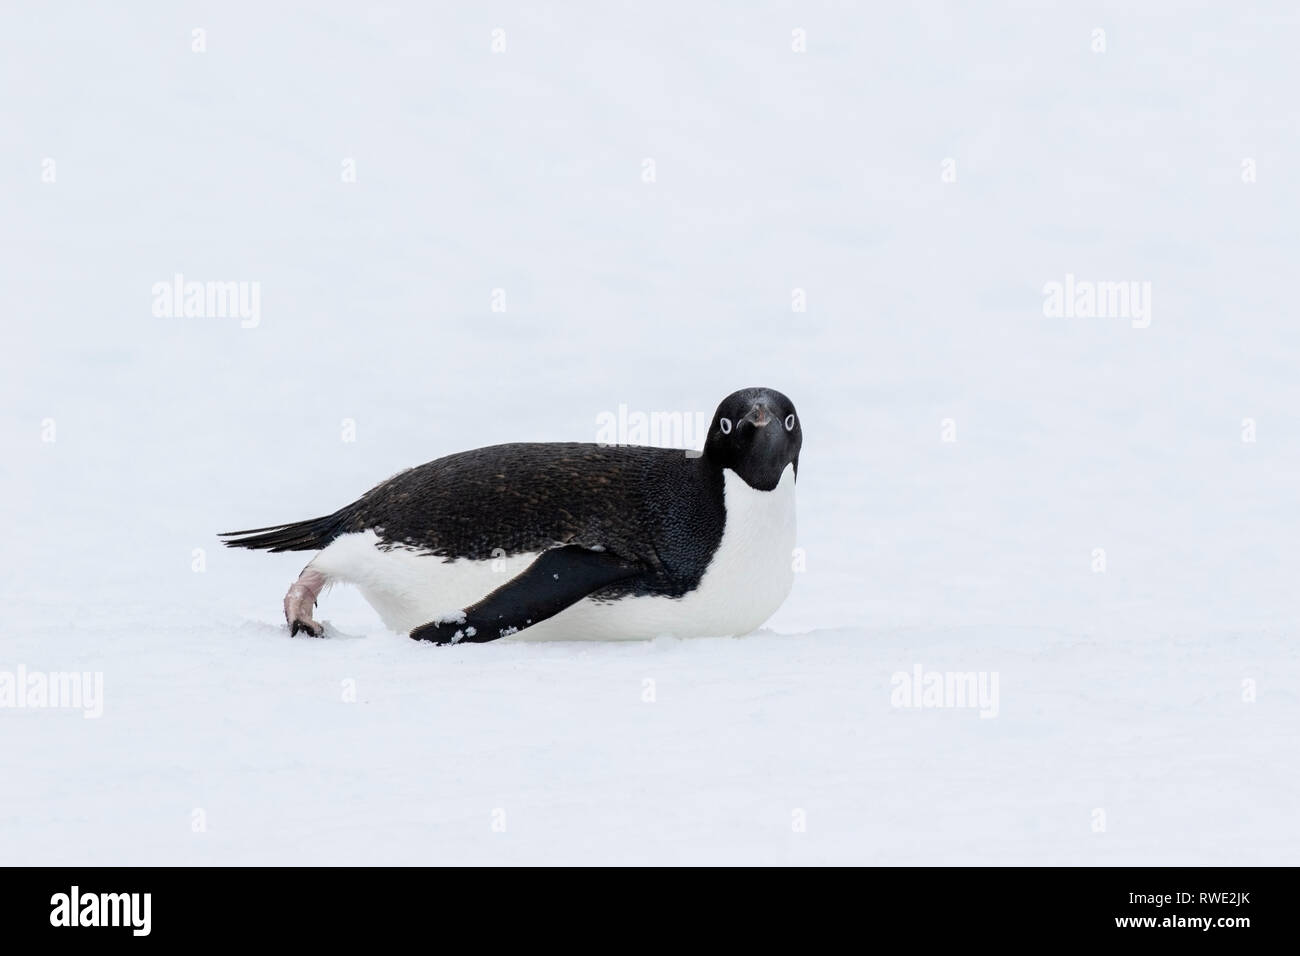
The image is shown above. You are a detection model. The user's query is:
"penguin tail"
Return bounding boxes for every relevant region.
[219,509,355,553]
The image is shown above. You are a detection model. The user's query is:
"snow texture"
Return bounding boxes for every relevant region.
[2,2,1298,865]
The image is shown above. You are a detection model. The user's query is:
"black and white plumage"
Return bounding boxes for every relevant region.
[221,387,802,644]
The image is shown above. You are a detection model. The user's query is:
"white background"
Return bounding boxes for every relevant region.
[2,2,1297,864]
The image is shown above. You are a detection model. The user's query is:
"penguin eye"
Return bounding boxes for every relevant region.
[719,417,732,435]
[784,414,796,431]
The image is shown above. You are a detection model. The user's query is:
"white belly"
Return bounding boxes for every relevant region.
[309,464,797,641]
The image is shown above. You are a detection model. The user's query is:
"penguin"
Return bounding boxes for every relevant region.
[220,387,801,644]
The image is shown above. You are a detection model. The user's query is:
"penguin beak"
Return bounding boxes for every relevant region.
[742,402,771,428]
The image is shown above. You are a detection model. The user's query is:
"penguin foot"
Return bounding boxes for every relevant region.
[284,567,328,638]
[289,618,324,637]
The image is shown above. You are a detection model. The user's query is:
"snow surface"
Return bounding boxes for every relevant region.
[2,2,1298,865]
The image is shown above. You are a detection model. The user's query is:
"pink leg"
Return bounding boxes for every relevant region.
[284,567,327,637]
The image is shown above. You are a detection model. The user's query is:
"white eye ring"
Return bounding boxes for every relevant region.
[784,414,796,431]
[719,417,732,434]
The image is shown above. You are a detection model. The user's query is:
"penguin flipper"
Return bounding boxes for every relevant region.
[409,545,641,645]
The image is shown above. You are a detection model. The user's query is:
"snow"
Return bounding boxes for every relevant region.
[2,2,1298,864]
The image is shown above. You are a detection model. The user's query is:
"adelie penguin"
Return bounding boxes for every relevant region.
[221,387,801,644]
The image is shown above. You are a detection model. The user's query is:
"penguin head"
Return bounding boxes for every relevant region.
[704,387,801,491]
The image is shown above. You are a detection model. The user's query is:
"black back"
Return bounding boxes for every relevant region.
[344,443,724,597]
